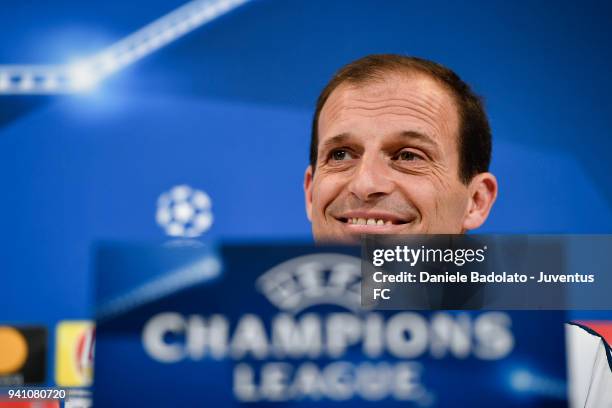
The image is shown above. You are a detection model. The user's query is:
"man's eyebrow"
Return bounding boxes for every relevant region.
[398,130,440,149]
[319,131,440,152]
[319,133,352,151]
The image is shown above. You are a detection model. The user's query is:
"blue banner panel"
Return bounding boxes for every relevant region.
[94,243,568,407]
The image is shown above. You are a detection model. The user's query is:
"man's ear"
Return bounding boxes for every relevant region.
[304,166,314,221]
[462,172,498,231]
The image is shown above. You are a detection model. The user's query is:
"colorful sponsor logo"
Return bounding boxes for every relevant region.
[0,326,46,385]
[55,321,95,387]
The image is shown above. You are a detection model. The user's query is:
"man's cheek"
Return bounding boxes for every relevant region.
[315,178,340,213]
[312,181,326,218]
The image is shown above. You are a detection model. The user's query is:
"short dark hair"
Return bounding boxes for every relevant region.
[310,54,491,183]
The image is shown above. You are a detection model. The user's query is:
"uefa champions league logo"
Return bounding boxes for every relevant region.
[156,185,213,238]
[142,251,514,404]
[256,253,363,314]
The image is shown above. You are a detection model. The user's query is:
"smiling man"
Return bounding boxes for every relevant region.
[304,54,497,242]
[304,54,611,406]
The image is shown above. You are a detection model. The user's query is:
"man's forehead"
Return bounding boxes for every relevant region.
[318,72,460,146]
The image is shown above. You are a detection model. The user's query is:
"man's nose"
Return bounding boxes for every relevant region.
[347,154,394,202]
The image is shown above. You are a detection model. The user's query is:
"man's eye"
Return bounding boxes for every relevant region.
[331,149,353,161]
[396,150,422,161]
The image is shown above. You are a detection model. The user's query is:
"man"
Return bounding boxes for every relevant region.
[304,54,497,242]
[304,54,611,407]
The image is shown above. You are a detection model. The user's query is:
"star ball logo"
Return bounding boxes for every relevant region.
[156,185,213,238]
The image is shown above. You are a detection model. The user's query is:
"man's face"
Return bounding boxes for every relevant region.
[305,72,487,242]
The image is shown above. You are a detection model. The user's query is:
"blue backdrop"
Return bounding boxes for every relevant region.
[1,0,611,357]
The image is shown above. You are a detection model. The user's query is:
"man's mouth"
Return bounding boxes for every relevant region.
[339,217,394,226]
[334,212,413,230]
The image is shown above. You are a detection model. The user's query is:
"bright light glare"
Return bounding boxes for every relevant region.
[0,0,251,94]
[43,76,59,90]
[0,74,9,91]
[98,54,119,74]
[510,370,533,391]
[20,74,34,91]
[68,62,100,91]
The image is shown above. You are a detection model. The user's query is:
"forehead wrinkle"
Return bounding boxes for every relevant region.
[349,74,454,110]
[339,102,449,143]
[343,86,450,118]
[319,88,352,132]
[350,96,442,113]
[344,102,442,129]
[345,91,455,125]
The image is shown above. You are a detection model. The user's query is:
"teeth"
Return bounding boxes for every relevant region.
[347,218,392,226]
[346,217,393,225]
